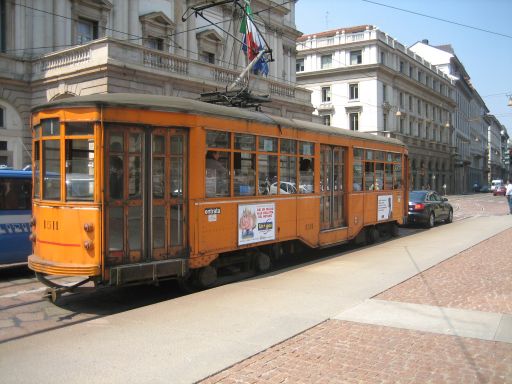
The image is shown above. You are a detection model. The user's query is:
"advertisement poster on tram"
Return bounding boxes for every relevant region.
[238,203,275,245]
[378,195,393,221]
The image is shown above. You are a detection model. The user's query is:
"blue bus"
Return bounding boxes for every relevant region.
[0,169,32,268]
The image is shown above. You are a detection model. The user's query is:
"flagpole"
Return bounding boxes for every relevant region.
[227,49,267,92]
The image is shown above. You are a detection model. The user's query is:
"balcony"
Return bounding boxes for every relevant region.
[10,37,310,105]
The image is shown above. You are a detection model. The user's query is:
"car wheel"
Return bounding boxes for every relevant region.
[445,209,453,224]
[426,212,435,228]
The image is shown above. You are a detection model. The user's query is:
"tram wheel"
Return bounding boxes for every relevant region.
[255,251,271,273]
[390,222,400,237]
[195,265,218,288]
[366,227,379,244]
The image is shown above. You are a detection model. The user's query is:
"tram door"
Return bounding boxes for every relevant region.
[150,128,187,260]
[320,145,346,230]
[105,127,187,267]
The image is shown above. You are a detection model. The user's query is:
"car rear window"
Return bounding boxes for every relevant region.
[409,191,427,201]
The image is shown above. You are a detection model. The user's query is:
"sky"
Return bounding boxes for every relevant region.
[295,0,512,133]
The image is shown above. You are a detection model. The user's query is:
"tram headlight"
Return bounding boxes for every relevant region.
[29,233,36,242]
[83,223,94,232]
[83,240,94,250]
[30,216,36,227]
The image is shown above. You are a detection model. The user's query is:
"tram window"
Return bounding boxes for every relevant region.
[280,139,296,154]
[41,119,60,137]
[153,207,165,249]
[235,134,255,151]
[374,151,384,161]
[153,135,165,154]
[206,131,229,148]
[170,157,183,197]
[109,154,123,199]
[353,148,363,160]
[280,155,296,192]
[128,156,142,199]
[128,206,142,251]
[234,152,255,196]
[129,133,142,153]
[171,205,183,246]
[109,134,123,152]
[385,163,393,190]
[205,150,230,197]
[365,150,374,161]
[299,157,314,194]
[259,136,277,152]
[374,163,384,190]
[394,163,402,189]
[258,154,277,195]
[353,162,363,192]
[299,142,314,156]
[65,138,94,201]
[42,140,61,200]
[153,157,164,198]
[66,122,94,136]
[364,162,374,190]
[170,135,183,155]
[108,206,123,251]
[34,141,40,198]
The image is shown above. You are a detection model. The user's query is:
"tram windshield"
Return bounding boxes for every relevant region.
[34,120,95,202]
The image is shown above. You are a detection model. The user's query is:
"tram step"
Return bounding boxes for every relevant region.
[110,259,188,286]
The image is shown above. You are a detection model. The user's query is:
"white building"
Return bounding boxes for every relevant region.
[296,25,456,192]
[409,41,505,192]
[0,0,312,168]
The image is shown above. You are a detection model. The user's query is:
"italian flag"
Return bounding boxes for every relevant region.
[240,2,264,61]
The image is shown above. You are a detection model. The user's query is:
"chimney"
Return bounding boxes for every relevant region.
[422,39,429,45]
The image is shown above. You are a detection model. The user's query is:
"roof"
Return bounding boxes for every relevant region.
[32,93,405,148]
[297,25,375,42]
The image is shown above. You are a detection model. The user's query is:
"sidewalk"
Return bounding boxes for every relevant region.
[1,215,511,384]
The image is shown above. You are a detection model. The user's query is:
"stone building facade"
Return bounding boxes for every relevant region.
[0,0,313,168]
[296,25,457,193]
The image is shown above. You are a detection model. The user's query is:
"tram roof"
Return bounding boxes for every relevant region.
[33,93,406,148]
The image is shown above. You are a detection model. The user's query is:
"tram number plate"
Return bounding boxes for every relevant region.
[204,208,221,215]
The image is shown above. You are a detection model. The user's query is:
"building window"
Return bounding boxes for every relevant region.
[77,18,98,44]
[380,51,385,65]
[0,107,4,128]
[0,140,7,150]
[417,99,421,115]
[350,50,362,65]
[383,113,387,131]
[399,92,404,108]
[399,61,404,73]
[321,86,331,102]
[146,37,164,51]
[382,84,387,102]
[0,0,6,53]
[200,52,215,64]
[349,84,359,100]
[322,115,331,126]
[321,54,332,69]
[296,59,304,72]
[399,118,404,133]
[409,96,413,112]
[349,113,359,131]
[409,66,413,78]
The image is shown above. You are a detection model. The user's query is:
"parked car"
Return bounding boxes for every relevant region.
[491,179,504,192]
[479,185,490,193]
[407,190,453,228]
[493,185,506,196]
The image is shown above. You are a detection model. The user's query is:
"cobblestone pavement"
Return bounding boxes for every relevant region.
[201,321,512,384]
[376,228,512,314]
[199,194,512,384]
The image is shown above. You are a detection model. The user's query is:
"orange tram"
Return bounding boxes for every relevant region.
[28,94,408,299]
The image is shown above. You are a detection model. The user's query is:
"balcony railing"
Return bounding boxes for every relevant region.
[20,37,310,104]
